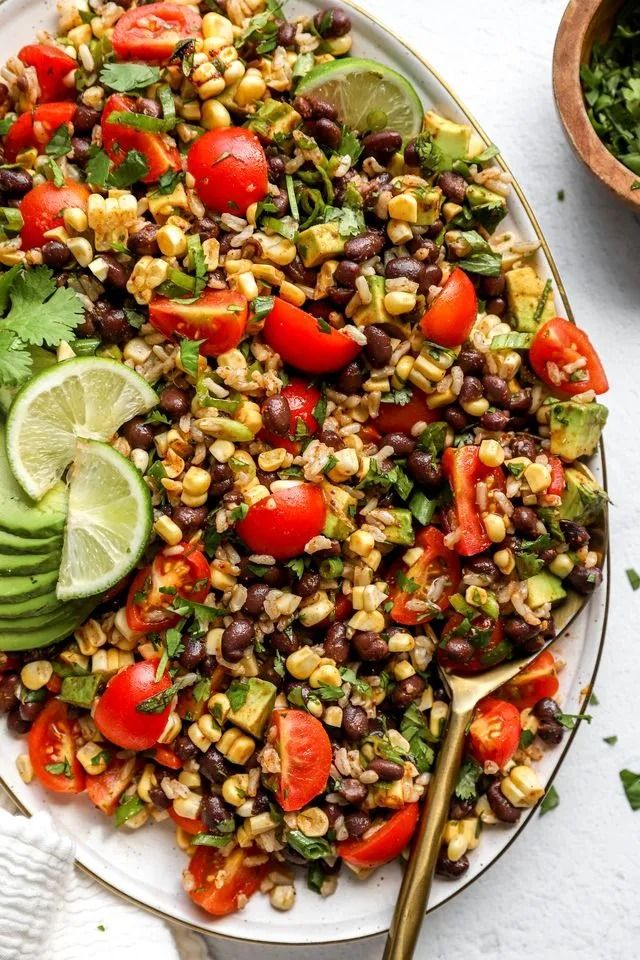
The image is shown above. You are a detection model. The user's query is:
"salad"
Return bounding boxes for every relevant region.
[0,0,609,919]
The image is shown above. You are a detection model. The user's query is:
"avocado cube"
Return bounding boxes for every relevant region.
[248,100,301,142]
[227,677,277,738]
[505,267,555,333]
[413,185,443,226]
[60,673,102,708]
[384,508,415,546]
[321,481,357,541]
[424,111,471,168]
[353,276,411,338]
[466,184,508,232]
[365,778,406,810]
[525,571,567,609]
[549,401,608,462]
[559,466,608,526]
[298,222,346,268]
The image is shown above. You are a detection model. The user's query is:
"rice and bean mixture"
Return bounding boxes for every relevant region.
[0,0,607,916]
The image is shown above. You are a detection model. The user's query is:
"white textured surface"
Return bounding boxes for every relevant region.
[208,1,640,958]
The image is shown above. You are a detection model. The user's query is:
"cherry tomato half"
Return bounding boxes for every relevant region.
[188,127,268,215]
[390,526,460,626]
[497,650,559,709]
[469,697,521,768]
[420,268,477,348]
[86,757,136,815]
[153,744,183,770]
[4,101,76,161]
[236,482,327,561]
[339,803,419,869]
[149,289,248,357]
[529,317,608,396]
[126,542,210,633]
[259,378,321,453]
[112,3,202,63]
[438,613,510,674]
[271,709,332,812]
[547,456,566,496]
[94,659,173,751]
[442,445,505,557]
[101,93,180,183]
[168,807,206,835]
[373,390,441,435]
[29,700,85,794]
[187,845,269,916]
[20,179,89,250]
[262,297,361,374]
[18,44,77,102]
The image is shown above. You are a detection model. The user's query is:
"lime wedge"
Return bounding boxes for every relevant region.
[297,58,424,138]
[7,357,157,500]
[56,439,153,601]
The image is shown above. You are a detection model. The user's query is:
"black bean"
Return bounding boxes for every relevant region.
[361,130,403,163]
[480,409,509,432]
[121,416,155,451]
[337,360,364,394]
[385,256,428,294]
[344,231,385,262]
[261,395,291,437]
[438,171,467,205]
[310,117,341,149]
[178,636,206,670]
[560,521,589,550]
[297,569,320,599]
[149,784,172,809]
[270,191,289,217]
[267,156,285,182]
[329,286,353,307]
[317,430,341,452]
[426,218,444,239]
[221,619,255,662]
[441,635,474,663]
[568,565,602,595]
[537,720,564,745]
[459,375,483,405]
[20,699,44,723]
[159,385,190,419]
[337,777,367,804]
[0,674,19,714]
[0,167,32,196]
[423,263,444,288]
[404,138,419,166]
[313,7,351,36]
[364,325,392,366]
[201,794,232,831]
[193,217,219,241]
[99,253,131,290]
[284,254,317,287]
[200,654,220,677]
[171,504,208,536]
[71,136,90,163]
[91,302,131,343]
[382,432,415,456]
[136,96,161,118]
[242,583,270,616]
[334,260,360,289]
[481,274,506,298]
[436,851,470,878]
[276,21,296,45]
[486,781,521,823]
[199,746,230,784]
[486,297,506,318]
[368,757,404,781]
[344,810,371,838]
[270,630,300,656]
[209,461,233,497]
[408,235,439,263]
[503,616,541,644]
[391,674,426,708]
[324,801,343,826]
[508,391,533,416]
[352,631,388,661]
[252,791,271,815]
[449,797,475,820]
[464,556,498,582]
[323,622,349,664]
[7,707,30,735]
[128,222,159,257]
[41,240,71,268]
[458,348,485,374]
[512,506,539,536]
[482,375,509,407]
[74,103,100,132]
[510,436,537,461]
[407,449,443,488]
[174,735,198,761]
[342,704,368,742]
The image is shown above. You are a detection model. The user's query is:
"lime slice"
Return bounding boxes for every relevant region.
[297,58,424,138]
[56,439,153,601]
[7,357,158,500]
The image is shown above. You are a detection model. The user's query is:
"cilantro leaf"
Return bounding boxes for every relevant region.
[180,337,203,377]
[336,127,363,164]
[454,758,482,801]
[626,568,640,591]
[86,148,111,188]
[400,704,436,773]
[620,769,640,810]
[227,679,250,711]
[555,712,592,730]
[2,267,83,347]
[136,673,197,713]
[109,149,149,188]
[539,785,559,816]
[99,63,162,93]
[603,735,617,745]
[0,329,32,386]
[45,124,72,158]
[454,230,502,277]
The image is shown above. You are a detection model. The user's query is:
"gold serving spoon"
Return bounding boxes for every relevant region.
[383,493,606,960]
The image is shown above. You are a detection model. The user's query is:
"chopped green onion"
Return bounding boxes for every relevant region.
[285,174,299,221]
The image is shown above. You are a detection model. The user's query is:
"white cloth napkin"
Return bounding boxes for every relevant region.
[0,792,210,960]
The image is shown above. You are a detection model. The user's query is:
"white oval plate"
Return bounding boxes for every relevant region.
[0,0,609,947]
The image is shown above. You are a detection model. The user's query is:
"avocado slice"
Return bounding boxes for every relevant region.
[60,673,102,708]
[0,589,62,618]
[247,99,301,142]
[353,276,410,338]
[297,222,346,268]
[424,111,471,169]
[227,678,277,738]
[0,598,96,651]
[0,549,60,575]
[321,481,357,541]
[0,528,62,555]
[505,267,555,333]
[0,596,93,633]
[0,568,60,604]
[383,508,415,546]
[559,466,608,526]
[549,401,608,462]
[466,184,508,232]
[526,571,567,608]
[0,424,68,537]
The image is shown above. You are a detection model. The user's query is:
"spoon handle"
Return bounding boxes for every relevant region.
[382,704,475,960]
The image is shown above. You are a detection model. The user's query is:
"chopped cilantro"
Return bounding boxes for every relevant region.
[454,759,482,801]
[539,785,559,816]
[227,679,250,711]
[626,568,640,591]
[620,769,640,810]
[179,337,203,377]
[99,63,162,93]
[45,123,72,158]
[603,735,618,746]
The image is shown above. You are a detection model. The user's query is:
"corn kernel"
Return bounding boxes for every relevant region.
[258,448,287,472]
[309,664,341,689]
[493,548,515,575]
[233,270,258,300]
[222,773,250,806]
[202,11,234,43]
[388,632,415,653]
[157,223,187,257]
[524,462,552,493]
[235,70,267,107]
[349,609,385,632]
[157,711,181,744]
[188,721,211,751]
[460,396,490,416]
[387,219,414,246]
[247,812,278,836]
[20,660,52,691]
[235,400,263,436]
[349,529,375,558]
[479,438,505,467]
[66,236,93,267]
[197,713,222,743]
[279,278,306,306]
[500,766,544,807]
[210,439,235,462]
[182,466,211,497]
[430,700,449,738]
[393,660,416,681]
[208,692,230,723]
[76,741,109,775]
[63,206,88,233]
[270,884,296,911]
[549,553,574,578]
[393,355,415,387]
[286,647,321,680]
[387,193,418,223]
[327,448,359,482]
[154,515,183,546]
[323,705,343,727]
[442,201,463,222]
[137,763,156,802]
[173,793,202,821]
[384,291,417,316]
[297,807,329,838]
[16,753,33,784]
[217,726,255,765]
[298,594,334,627]
[483,513,506,543]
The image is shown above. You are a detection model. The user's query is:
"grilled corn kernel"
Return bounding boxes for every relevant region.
[460,397,490,416]
[279,278,306,306]
[393,660,415,682]
[327,448,359,482]
[235,270,259,300]
[298,594,334,627]
[208,692,230,724]
[384,291,417,315]
[388,632,415,653]
[393,355,415,387]
[500,766,544,807]
[387,193,418,223]
[63,206,88,233]
[493,548,515,575]
[137,763,157,802]
[67,23,92,46]
[349,609,385,632]
[210,566,236,591]
[259,233,297,266]
[178,769,202,791]
[235,70,267,107]
[224,60,246,84]
[430,700,449,738]
[323,705,343,727]
[157,223,187,257]
[67,236,93,267]
[210,439,235,462]
[74,741,107,776]
[20,660,53,691]
[188,721,211,751]
[16,753,33,784]
[201,97,231,130]
[202,11,234,42]
[309,664,341,689]
[479,438,504,467]
[483,514,506,543]
[387,219,414,245]
[235,400,263,436]
[154,515,183,546]
[60,649,89,672]
[524,462,552,493]
[297,807,329,838]
[247,812,278,836]
[244,484,271,505]
[270,884,296,911]
[157,711,181,744]
[182,466,211,497]
[258,447,288,472]
[286,647,321,680]
[173,793,202,821]
[349,529,375,558]
[222,773,250,806]
[549,553,574,578]
[197,713,222,743]
[218,726,255,765]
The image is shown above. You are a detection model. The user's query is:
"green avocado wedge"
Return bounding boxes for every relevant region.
[0,589,62,618]
[0,424,68,537]
[0,550,61,575]
[0,568,60,603]
[0,528,63,555]
[0,598,97,650]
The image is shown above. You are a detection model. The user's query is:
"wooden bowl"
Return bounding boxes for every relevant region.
[553,0,640,208]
